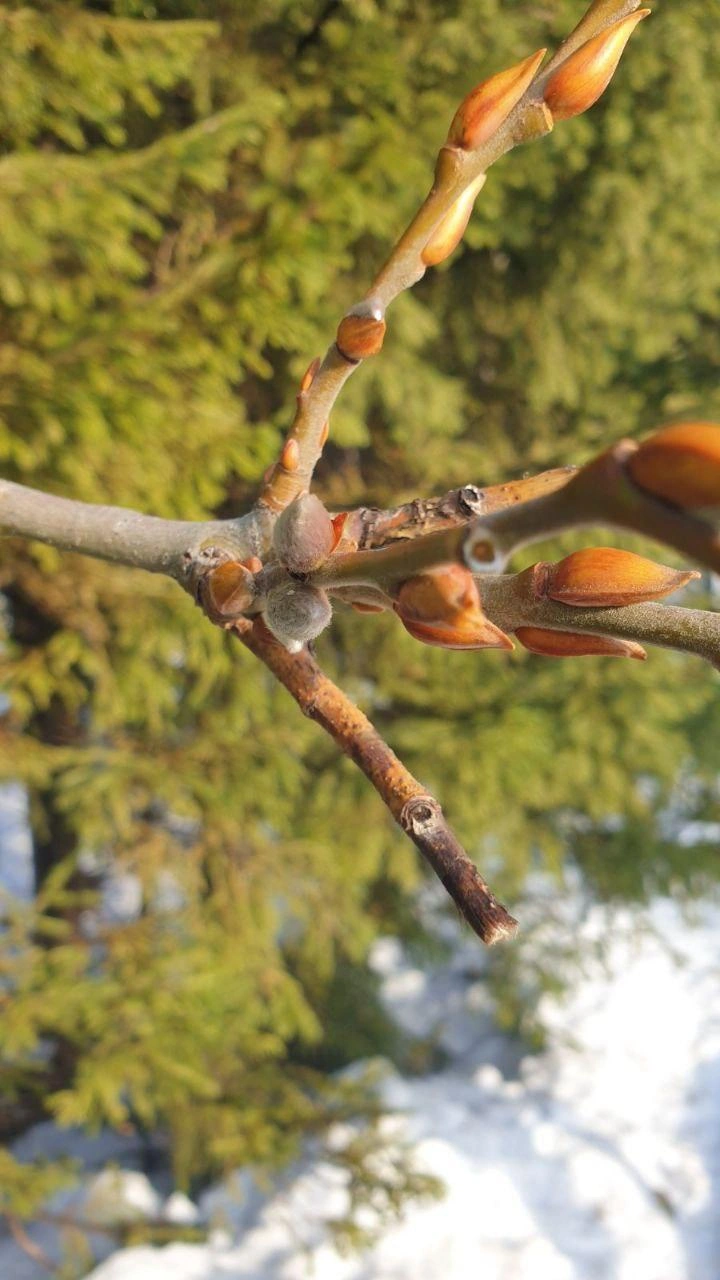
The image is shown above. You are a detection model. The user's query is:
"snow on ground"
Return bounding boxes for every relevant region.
[3,792,720,1280]
[77,894,720,1280]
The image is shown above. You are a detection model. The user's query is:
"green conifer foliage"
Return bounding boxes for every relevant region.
[0,0,718,1243]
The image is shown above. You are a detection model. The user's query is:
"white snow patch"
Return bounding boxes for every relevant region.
[74,895,720,1280]
[83,1171,162,1226]
[3,790,720,1280]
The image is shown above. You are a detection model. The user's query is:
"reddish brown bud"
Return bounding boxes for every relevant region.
[330,511,349,553]
[351,601,387,614]
[336,305,386,362]
[543,11,649,122]
[273,493,336,574]
[516,626,646,660]
[540,547,698,608]
[203,560,255,621]
[395,564,513,651]
[280,437,300,472]
[447,48,546,150]
[299,356,321,395]
[626,422,720,511]
[422,174,487,267]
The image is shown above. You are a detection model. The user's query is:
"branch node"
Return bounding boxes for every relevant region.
[400,794,442,836]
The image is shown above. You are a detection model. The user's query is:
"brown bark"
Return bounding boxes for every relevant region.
[236,619,517,945]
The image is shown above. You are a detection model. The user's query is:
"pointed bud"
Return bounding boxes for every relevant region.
[538,547,698,608]
[560,0,647,52]
[330,511,349,552]
[299,357,321,396]
[351,601,387,614]
[336,304,386,362]
[448,48,546,150]
[544,11,649,122]
[626,422,720,512]
[273,493,336,575]
[516,626,646,660]
[395,564,513,651]
[202,560,256,621]
[422,174,487,267]
[264,582,332,651]
[280,437,300,472]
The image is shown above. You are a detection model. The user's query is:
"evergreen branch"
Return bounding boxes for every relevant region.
[0,479,272,581]
[26,1208,205,1247]
[235,618,518,945]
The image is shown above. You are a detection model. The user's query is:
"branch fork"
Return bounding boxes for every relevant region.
[6,0,717,945]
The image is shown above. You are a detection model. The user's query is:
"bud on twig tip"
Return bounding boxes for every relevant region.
[543,10,649,123]
[264,581,332,649]
[627,422,720,512]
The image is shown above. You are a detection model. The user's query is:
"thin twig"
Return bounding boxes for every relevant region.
[345,467,577,550]
[312,444,720,590]
[480,577,720,670]
[235,618,518,944]
[256,31,567,514]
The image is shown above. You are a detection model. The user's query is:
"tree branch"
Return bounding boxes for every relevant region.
[480,577,720,670]
[234,618,518,945]
[344,467,577,551]
[0,478,272,582]
[311,440,720,590]
[256,29,569,514]
[466,442,720,574]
